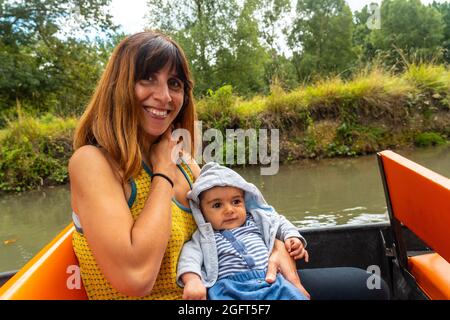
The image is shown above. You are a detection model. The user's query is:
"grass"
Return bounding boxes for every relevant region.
[259,67,416,119]
[414,132,448,147]
[403,63,450,94]
[235,96,267,117]
[196,64,450,121]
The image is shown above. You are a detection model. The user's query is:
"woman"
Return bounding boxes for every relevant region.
[68,31,306,299]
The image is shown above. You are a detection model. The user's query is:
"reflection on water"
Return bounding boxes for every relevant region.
[0,186,72,271]
[235,145,449,228]
[0,145,449,272]
[236,153,390,228]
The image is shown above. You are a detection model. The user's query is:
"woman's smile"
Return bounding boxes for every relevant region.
[143,106,172,119]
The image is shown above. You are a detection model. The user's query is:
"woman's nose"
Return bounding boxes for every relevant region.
[153,82,172,105]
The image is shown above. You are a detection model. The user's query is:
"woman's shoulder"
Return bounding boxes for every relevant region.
[69,145,119,179]
[70,145,106,168]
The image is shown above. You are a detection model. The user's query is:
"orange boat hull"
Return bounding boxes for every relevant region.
[0,223,87,300]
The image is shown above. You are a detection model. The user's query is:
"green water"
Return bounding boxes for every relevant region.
[1,145,449,272]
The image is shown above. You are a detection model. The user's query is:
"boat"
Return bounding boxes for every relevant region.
[0,150,449,300]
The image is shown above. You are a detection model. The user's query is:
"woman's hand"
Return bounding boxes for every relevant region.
[266,239,311,299]
[150,126,179,182]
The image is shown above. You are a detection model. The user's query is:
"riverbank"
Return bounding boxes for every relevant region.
[1,64,449,192]
[197,64,450,160]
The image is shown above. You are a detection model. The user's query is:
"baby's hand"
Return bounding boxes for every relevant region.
[182,275,207,300]
[285,237,309,262]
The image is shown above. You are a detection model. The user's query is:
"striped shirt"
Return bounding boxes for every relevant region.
[214,214,269,279]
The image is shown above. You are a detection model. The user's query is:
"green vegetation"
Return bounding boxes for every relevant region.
[148,0,450,97]
[414,132,448,147]
[1,0,450,192]
[1,63,449,192]
[0,0,119,124]
[3,0,450,119]
[196,64,449,161]
[289,0,355,80]
[0,114,76,192]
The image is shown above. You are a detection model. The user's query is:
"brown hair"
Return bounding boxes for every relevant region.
[73,31,196,183]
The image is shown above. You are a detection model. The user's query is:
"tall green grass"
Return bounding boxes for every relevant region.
[403,63,450,94]
[198,66,430,121]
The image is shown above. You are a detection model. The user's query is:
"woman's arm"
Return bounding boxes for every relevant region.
[70,146,173,296]
[70,131,178,297]
[266,239,311,299]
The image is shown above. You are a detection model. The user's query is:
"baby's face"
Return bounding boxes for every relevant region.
[200,186,247,230]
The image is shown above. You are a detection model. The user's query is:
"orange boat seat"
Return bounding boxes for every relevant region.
[0,224,88,300]
[408,253,450,300]
[378,150,450,300]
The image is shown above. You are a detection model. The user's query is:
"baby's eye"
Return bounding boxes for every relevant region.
[212,202,221,209]
[232,199,242,205]
[168,78,183,91]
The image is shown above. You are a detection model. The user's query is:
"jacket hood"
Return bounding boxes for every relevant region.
[187,162,274,227]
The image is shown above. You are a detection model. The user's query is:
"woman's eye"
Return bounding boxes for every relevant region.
[169,78,183,90]
[140,75,156,85]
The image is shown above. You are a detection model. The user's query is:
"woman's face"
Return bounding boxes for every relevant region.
[135,63,185,139]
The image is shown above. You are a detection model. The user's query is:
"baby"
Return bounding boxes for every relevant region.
[176,162,310,300]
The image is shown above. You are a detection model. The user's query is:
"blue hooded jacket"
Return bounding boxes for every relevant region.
[176,162,306,288]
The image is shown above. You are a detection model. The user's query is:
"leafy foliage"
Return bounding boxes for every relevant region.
[370,0,445,67]
[0,0,117,123]
[288,0,355,80]
[0,114,76,191]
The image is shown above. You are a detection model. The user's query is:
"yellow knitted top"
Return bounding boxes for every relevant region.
[72,161,197,300]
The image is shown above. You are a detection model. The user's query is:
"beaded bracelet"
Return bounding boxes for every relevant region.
[151,173,174,188]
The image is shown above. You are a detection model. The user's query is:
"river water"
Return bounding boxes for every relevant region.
[1,145,449,272]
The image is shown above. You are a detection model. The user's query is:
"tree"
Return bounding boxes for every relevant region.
[0,0,116,119]
[432,1,450,63]
[257,0,290,54]
[214,0,269,96]
[255,0,297,90]
[288,0,355,81]
[147,0,272,97]
[353,4,377,64]
[370,0,444,65]
[146,0,239,96]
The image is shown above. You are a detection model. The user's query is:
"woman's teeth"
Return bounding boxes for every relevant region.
[145,107,169,117]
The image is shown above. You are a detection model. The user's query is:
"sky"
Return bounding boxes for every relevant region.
[110,0,448,35]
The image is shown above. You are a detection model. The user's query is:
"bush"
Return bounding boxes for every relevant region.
[0,114,75,192]
[414,132,447,147]
[197,85,238,131]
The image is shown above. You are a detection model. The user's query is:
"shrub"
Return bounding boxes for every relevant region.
[414,132,447,147]
[0,114,75,192]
